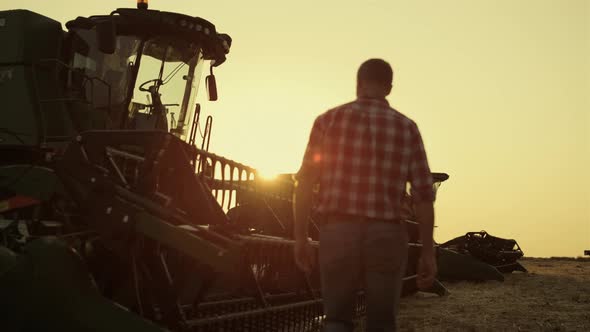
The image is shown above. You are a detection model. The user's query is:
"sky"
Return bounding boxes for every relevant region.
[3,0,588,257]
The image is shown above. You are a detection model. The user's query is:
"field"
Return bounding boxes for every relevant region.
[397,258,590,331]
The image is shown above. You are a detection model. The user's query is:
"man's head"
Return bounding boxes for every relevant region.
[356,58,393,99]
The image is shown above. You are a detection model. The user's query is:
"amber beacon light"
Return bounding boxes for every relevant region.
[137,0,148,10]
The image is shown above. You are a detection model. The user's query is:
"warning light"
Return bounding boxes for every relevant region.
[137,0,148,10]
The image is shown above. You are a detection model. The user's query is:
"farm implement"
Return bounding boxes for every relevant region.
[0,2,452,331]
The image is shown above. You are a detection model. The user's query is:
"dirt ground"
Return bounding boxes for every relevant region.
[397,257,590,332]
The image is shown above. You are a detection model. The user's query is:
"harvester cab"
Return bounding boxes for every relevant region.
[0,3,230,152]
[65,5,230,137]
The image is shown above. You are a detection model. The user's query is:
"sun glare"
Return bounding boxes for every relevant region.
[257,170,279,181]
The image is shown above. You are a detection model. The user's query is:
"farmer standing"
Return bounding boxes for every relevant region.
[293,59,437,332]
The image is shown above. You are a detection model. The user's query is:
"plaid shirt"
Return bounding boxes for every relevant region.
[297,98,434,220]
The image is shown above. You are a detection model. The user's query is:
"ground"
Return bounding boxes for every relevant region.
[394,258,590,331]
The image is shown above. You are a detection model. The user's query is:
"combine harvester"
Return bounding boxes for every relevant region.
[0,1,456,331]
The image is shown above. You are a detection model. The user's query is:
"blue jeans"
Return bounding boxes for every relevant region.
[320,219,408,332]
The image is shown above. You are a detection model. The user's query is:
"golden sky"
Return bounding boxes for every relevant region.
[6,0,589,257]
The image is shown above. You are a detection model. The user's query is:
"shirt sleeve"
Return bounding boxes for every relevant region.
[295,116,323,184]
[408,121,434,203]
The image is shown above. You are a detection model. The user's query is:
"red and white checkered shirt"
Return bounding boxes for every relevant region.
[297,98,434,220]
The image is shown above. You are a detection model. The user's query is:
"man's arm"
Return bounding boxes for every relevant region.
[293,178,315,273]
[407,121,436,290]
[293,178,314,244]
[415,201,436,289]
[292,117,323,273]
[415,202,434,254]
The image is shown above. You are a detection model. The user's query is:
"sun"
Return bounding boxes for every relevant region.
[256,169,279,181]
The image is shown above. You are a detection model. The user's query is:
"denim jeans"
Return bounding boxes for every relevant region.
[319,219,408,332]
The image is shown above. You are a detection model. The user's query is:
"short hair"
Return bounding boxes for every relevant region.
[357,59,393,85]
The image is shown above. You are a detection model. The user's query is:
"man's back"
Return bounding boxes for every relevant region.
[301,97,434,220]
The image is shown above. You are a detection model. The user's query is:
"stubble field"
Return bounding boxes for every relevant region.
[397,257,590,331]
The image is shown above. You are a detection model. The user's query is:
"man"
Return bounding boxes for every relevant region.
[293,59,437,332]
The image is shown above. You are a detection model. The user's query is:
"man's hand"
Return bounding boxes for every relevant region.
[294,240,314,274]
[417,248,437,290]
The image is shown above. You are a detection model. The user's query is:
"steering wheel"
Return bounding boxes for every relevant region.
[138,78,163,92]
